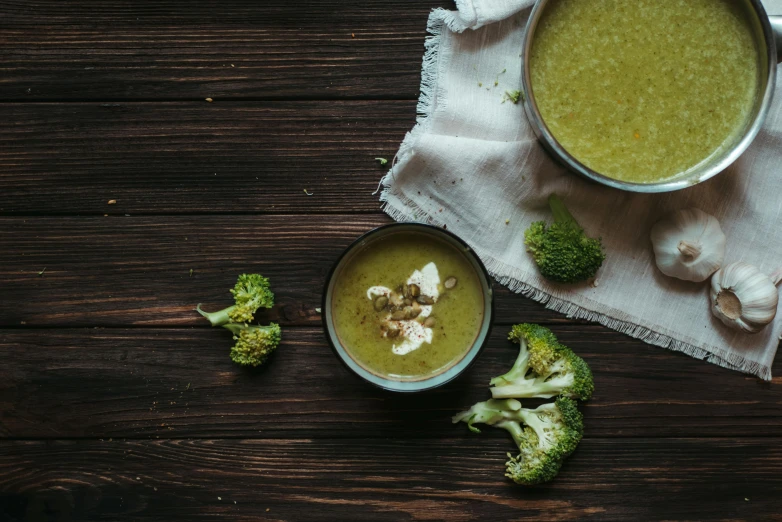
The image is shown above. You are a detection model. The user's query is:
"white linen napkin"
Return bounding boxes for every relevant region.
[380,0,782,379]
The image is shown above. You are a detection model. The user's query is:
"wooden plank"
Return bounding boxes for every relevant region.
[2,326,780,439]
[0,215,572,327]
[0,1,451,101]
[0,102,413,215]
[0,437,779,521]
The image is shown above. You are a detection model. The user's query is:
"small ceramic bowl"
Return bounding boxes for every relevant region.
[322,223,494,392]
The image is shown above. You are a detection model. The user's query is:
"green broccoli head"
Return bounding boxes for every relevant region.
[504,430,564,485]
[197,273,274,326]
[505,450,560,485]
[542,350,595,401]
[224,322,281,367]
[503,397,584,485]
[508,323,559,362]
[228,274,274,323]
[491,323,561,387]
[529,397,584,455]
[454,397,584,486]
[497,421,561,484]
[524,194,605,284]
[491,324,594,401]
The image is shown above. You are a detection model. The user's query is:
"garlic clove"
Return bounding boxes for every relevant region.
[710,262,781,334]
[651,208,726,282]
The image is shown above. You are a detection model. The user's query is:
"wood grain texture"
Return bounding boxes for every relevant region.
[0,215,575,327]
[1,438,780,521]
[0,102,414,215]
[1,327,779,439]
[0,1,455,101]
[3,1,782,518]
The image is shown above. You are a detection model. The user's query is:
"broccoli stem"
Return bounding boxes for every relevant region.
[548,194,578,227]
[223,322,276,336]
[494,420,525,447]
[223,322,243,335]
[489,339,530,386]
[491,372,577,399]
[451,399,522,433]
[196,304,237,327]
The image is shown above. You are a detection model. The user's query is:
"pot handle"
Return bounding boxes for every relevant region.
[772,15,782,63]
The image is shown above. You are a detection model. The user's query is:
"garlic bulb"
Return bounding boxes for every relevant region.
[650,208,726,282]
[710,262,782,334]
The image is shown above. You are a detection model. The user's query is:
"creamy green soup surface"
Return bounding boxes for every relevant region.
[331,232,484,381]
[530,0,760,183]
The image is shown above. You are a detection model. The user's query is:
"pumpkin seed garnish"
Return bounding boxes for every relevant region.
[390,310,406,321]
[374,295,389,311]
[417,295,435,305]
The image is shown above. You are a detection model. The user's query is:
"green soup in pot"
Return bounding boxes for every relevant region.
[530,0,761,183]
[331,232,485,381]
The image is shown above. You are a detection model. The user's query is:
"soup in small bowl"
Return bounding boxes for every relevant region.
[322,224,493,392]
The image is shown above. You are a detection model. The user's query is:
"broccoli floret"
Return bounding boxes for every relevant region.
[224,322,281,367]
[453,397,584,485]
[490,324,594,401]
[524,194,605,284]
[197,274,274,326]
[503,397,584,485]
[505,90,522,104]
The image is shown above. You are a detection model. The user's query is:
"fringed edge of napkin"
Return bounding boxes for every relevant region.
[485,257,773,382]
[378,10,772,381]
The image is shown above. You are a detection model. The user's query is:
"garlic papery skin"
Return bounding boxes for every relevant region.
[710,262,782,334]
[650,208,726,282]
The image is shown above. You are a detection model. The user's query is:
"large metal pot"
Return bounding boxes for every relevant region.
[520,0,782,193]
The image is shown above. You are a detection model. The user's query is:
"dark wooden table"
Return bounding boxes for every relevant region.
[1,2,781,520]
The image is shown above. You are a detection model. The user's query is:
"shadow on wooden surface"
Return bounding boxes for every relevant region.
[0,438,778,521]
[1,327,779,439]
[0,215,584,327]
[1,1,458,101]
[2,0,781,519]
[0,102,415,215]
